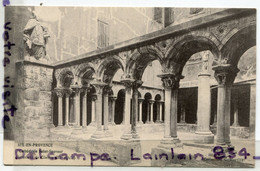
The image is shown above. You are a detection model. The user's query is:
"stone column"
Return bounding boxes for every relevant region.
[158,73,183,147]
[146,102,150,123]
[249,84,256,139]
[120,78,134,140]
[82,88,89,129]
[212,64,239,146]
[232,90,240,127]
[55,88,65,128]
[138,99,144,124]
[64,89,72,128]
[90,94,97,126]
[155,101,160,123]
[103,87,112,137]
[91,82,106,139]
[179,103,186,124]
[71,86,82,128]
[109,96,117,125]
[195,60,214,143]
[159,101,163,122]
[149,100,155,124]
[132,80,143,139]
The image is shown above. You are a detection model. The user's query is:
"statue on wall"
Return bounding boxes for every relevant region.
[23,11,50,60]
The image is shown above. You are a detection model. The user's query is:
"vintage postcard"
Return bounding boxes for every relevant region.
[2,6,256,167]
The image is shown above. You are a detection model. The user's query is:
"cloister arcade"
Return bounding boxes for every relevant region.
[51,9,256,147]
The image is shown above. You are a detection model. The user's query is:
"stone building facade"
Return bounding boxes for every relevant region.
[4,6,256,166]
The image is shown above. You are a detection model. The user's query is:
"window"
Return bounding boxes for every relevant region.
[97,20,109,48]
[153,8,174,27]
[190,8,204,15]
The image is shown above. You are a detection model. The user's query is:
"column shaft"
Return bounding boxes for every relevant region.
[58,96,63,126]
[164,88,171,138]
[82,92,87,127]
[65,89,72,127]
[159,102,163,122]
[138,100,143,124]
[132,86,139,137]
[103,94,109,130]
[213,64,239,146]
[96,94,102,131]
[110,97,116,125]
[73,92,81,127]
[65,96,70,126]
[91,98,96,124]
[216,85,231,145]
[150,101,154,123]
[196,73,211,132]
[120,79,134,140]
[170,89,178,138]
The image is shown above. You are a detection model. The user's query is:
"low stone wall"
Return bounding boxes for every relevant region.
[14,60,53,142]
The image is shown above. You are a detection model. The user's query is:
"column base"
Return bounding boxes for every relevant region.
[89,122,96,127]
[155,120,163,124]
[232,122,240,127]
[55,125,65,131]
[104,130,113,137]
[64,124,71,129]
[82,126,88,133]
[194,131,214,144]
[158,137,183,149]
[91,130,106,139]
[137,121,143,125]
[211,123,217,127]
[120,133,133,140]
[71,127,83,135]
[108,122,116,126]
[132,132,140,140]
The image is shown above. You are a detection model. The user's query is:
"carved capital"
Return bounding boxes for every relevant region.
[212,64,239,86]
[132,80,143,90]
[92,94,97,101]
[103,84,113,95]
[121,77,135,90]
[54,88,65,98]
[92,81,107,95]
[71,85,82,95]
[65,88,72,98]
[138,98,144,103]
[109,96,117,102]
[148,100,155,104]
[158,73,184,90]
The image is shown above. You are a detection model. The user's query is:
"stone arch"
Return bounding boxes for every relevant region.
[155,94,162,101]
[97,55,125,84]
[126,46,164,80]
[55,68,74,88]
[164,32,220,75]
[220,23,256,66]
[74,63,96,86]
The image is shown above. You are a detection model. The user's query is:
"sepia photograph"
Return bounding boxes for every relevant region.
[2,5,257,168]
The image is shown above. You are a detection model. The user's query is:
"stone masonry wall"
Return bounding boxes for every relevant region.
[15,61,53,142]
